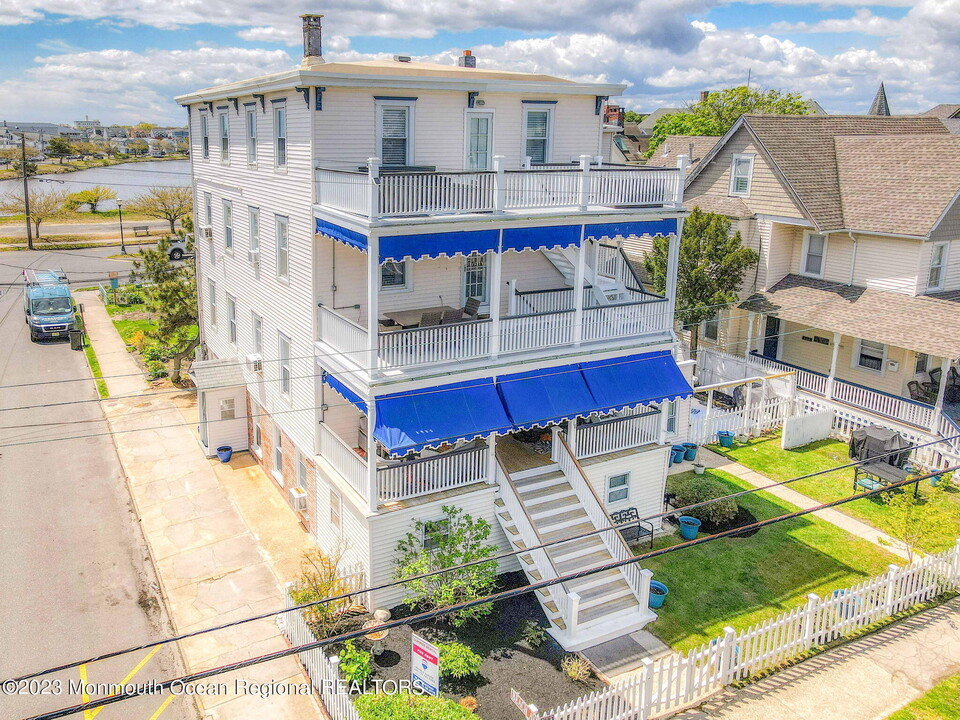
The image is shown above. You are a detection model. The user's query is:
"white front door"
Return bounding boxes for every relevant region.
[465,112,493,171]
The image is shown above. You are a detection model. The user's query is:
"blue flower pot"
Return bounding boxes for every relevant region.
[649,581,669,609]
[682,442,698,461]
[931,474,942,486]
[678,515,702,540]
[717,431,735,448]
[216,445,233,463]
[671,445,686,464]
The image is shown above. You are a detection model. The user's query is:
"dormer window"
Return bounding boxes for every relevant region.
[729,153,754,197]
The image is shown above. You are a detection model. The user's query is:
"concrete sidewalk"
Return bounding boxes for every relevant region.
[82,294,323,720]
[675,598,960,720]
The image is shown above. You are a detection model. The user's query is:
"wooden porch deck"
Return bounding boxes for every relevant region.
[496,436,556,475]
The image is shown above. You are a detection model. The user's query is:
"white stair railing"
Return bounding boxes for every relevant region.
[317,423,368,500]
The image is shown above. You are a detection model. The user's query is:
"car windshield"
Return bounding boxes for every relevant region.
[32,297,72,316]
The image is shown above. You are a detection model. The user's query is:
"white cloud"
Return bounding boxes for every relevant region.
[766,9,901,36]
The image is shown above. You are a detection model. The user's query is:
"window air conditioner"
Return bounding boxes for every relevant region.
[248,249,260,265]
[202,226,213,239]
[288,486,308,512]
[246,353,264,372]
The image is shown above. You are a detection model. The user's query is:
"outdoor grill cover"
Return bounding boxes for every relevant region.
[848,425,911,467]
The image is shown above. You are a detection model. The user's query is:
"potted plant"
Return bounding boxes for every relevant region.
[693,462,706,475]
[649,580,669,609]
[678,515,702,540]
[216,445,233,463]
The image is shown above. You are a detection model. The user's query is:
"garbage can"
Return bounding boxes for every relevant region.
[682,442,698,461]
[69,329,84,351]
[678,516,702,540]
[671,445,686,464]
[717,430,735,448]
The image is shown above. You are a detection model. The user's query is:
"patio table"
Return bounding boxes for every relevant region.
[383,305,458,329]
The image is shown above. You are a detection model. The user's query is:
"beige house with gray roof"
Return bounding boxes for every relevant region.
[675,114,960,429]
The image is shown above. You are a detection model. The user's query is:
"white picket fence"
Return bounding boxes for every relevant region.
[545,541,960,720]
[688,395,797,446]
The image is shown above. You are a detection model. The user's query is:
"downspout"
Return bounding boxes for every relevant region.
[847,232,858,286]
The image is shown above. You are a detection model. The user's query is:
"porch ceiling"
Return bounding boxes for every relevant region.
[740,274,960,360]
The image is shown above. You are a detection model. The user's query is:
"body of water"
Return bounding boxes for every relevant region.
[0,160,192,210]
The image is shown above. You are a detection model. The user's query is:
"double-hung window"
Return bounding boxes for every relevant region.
[248,207,260,255]
[226,294,237,344]
[665,401,677,434]
[275,215,289,280]
[274,103,287,167]
[207,279,217,327]
[273,428,283,482]
[462,253,488,302]
[703,312,720,342]
[728,153,754,196]
[200,114,209,158]
[222,199,233,251]
[297,455,309,491]
[245,108,257,164]
[219,398,236,420]
[801,232,827,278]
[219,113,229,160]
[203,192,212,227]
[380,260,408,291]
[422,518,450,552]
[278,332,291,395]
[855,339,886,373]
[377,100,414,166]
[916,352,929,375]
[606,473,630,504]
[252,312,263,355]
[523,107,551,165]
[927,242,948,291]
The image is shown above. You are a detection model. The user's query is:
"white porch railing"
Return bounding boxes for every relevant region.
[378,320,492,368]
[575,410,661,459]
[581,298,671,341]
[315,161,683,220]
[499,311,576,354]
[545,541,960,720]
[377,445,489,503]
[317,305,369,364]
[317,422,368,499]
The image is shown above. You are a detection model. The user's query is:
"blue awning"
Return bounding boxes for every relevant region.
[373,378,513,455]
[323,372,367,413]
[316,218,368,253]
[501,225,581,253]
[579,350,692,413]
[380,229,499,263]
[584,218,678,240]
[496,363,596,429]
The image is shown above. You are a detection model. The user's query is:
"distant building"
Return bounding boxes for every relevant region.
[868,82,891,116]
[75,118,101,130]
[922,104,960,134]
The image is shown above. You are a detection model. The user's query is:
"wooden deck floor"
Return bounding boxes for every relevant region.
[496,436,555,474]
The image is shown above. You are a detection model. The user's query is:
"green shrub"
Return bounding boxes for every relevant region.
[438,641,483,679]
[672,476,737,524]
[338,640,372,684]
[561,654,592,683]
[520,620,547,648]
[355,693,474,720]
[146,360,168,379]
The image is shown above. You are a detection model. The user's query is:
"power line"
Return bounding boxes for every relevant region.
[8,433,957,684]
[23,463,957,720]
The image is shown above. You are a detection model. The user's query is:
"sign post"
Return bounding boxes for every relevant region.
[511,689,541,720]
[411,633,440,697]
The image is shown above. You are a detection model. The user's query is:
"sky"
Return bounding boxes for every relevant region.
[1,0,958,126]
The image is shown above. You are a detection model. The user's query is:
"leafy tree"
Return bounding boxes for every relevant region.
[46,137,74,164]
[0,188,68,238]
[646,86,811,157]
[393,506,498,627]
[289,544,358,640]
[127,186,192,232]
[882,480,949,561]
[437,642,483,679]
[644,207,758,357]
[73,141,101,159]
[127,139,149,155]
[66,185,117,213]
[624,110,644,124]
[130,234,198,382]
[14,159,39,176]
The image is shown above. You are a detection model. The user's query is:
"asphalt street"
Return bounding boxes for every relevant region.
[0,247,197,720]
[0,219,173,238]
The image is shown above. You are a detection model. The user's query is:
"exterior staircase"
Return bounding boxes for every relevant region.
[541,247,627,305]
[495,435,655,651]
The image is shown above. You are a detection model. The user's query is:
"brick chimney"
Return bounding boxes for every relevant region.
[699,90,710,103]
[300,14,325,68]
[457,50,476,68]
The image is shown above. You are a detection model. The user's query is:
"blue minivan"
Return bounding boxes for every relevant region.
[23,269,77,341]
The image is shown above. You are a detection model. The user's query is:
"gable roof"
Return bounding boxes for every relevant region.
[921,104,960,120]
[835,134,960,237]
[636,107,687,135]
[644,135,718,174]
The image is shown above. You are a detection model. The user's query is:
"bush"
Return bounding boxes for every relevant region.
[672,476,737,524]
[338,640,372,685]
[146,360,168,379]
[459,696,479,713]
[129,330,148,352]
[355,693,475,720]
[438,642,483,679]
[289,546,357,639]
[561,654,592,683]
[520,620,547,648]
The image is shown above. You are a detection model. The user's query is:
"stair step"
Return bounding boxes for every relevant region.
[554,548,613,575]
[518,481,575,502]
[494,498,505,508]
[512,465,562,482]
[541,521,595,543]
[578,594,640,627]
[544,600,558,614]
[512,539,527,550]
[528,569,543,581]
[538,511,590,533]
[526,491,578,512]
[574,579,633,607]
[503,525,520,537]
[520,553,535,566]
[551,535,606,561]
[529,497,582,521]
[552,618,567,631]
[537,588,551,598]
[498,511,512,523]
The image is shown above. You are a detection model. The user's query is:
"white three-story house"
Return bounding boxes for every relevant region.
[177,15,693,651]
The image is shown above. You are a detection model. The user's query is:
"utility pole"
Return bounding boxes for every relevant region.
[20,134,33,251]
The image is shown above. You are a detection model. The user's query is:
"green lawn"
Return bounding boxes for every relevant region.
[642,469,899,652]
[105,300,196,379]
[83,341,109,399]
[887,672,960,719]
[710,433,960,554]
[106,302,156,345]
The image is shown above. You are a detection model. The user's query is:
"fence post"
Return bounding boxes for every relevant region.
[952,539,960,586]
[578,154,592,211]
[884,563,900,616]
[802,593,820,651]
[640,657,655,719]
[493,155,506,213]
[367,156,380,221]
[718,626,737,685]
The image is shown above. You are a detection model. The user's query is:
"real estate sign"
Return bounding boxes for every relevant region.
[511,688,541,719]
[411,633,440,696]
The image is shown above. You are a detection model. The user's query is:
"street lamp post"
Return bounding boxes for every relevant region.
[116,198,127,255]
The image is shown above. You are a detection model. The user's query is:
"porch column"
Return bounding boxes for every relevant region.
[567,418,578,457]
[507,278,518,315]
[573,227,587,345]
[366,236,380,379]
[489,241,503,359]
[665,222,682,335]
[486,433,498,485]
[705,388,715,442]
[931,357,950,433]
[826,332,841,400]
[745,380,754,437]
[658,403,669,445]
[367,157,380,221]
[366,399,378,514]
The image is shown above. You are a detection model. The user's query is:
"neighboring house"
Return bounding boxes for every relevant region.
[922,104,960,134]
[176,15,694,652]
[644,135,718,174]
[676,113,960,433]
